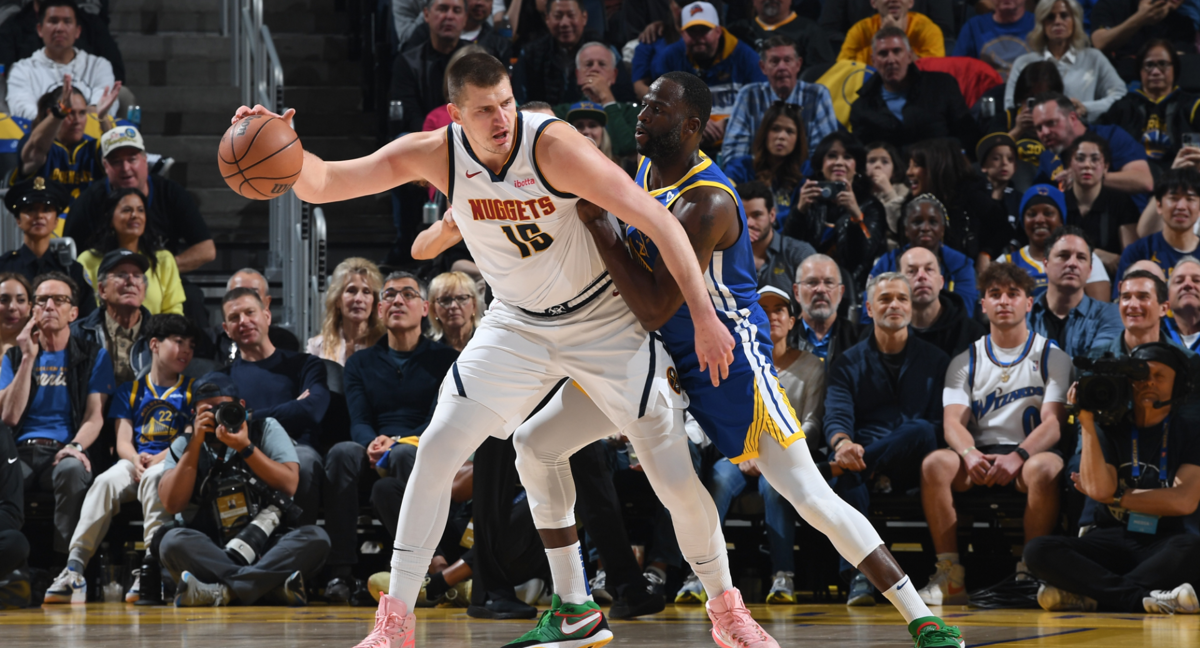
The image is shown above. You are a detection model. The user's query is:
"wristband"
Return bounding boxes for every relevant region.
[959,446,976,457]
[50,102,71,119]
[1013,447,1030,462]
[833,437,850,451]
[67,442,83,452]
[238,442,256,460]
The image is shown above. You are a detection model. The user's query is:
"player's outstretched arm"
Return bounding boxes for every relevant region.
[537,123,734,385]
[232,105,449,204]
[412,208,464,260]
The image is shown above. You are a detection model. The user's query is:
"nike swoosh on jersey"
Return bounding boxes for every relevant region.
[7,457,16,464]
[466,170,483,178]
[560,612,601,634]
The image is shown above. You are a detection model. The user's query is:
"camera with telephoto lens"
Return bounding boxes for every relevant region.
[202,402,249,453]
[209,461,304,566]
[816,181,847,202]
[1073,352,1149,425]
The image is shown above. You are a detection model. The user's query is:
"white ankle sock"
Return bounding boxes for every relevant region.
[389,543,436,611]
[883,575,932,624]
[691,550,734,599]
[545,542,592,605]
[936,552,960,565]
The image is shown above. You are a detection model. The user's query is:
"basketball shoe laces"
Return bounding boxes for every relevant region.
[717,603,769,645]
[914,622,964,648]
[359,605,411,648]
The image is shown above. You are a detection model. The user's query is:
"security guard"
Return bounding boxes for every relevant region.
[1,176,94,313]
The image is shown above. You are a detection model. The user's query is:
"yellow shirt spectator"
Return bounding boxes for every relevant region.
[838,12,945,64]
[78,248,185,315]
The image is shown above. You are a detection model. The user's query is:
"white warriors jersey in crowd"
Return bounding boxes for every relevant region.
[943,332,1072,447]
[446,111,606,312]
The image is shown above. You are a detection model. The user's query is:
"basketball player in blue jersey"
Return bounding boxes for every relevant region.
[232,51,760,648]
[505,73,966,648]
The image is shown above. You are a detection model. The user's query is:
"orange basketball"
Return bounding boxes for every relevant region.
[218,115,304,200]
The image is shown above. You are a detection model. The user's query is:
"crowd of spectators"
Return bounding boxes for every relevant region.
[3,0,1200,621]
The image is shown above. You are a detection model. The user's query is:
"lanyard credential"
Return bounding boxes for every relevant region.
[1131,416,1170,486]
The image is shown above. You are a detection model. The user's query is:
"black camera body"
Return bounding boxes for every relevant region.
[1073,352,1149,425]
[816,180,847,202]
[201,402,250,453]
[207,460,304,566]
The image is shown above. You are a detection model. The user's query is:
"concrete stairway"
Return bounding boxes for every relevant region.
[110,0,393,273]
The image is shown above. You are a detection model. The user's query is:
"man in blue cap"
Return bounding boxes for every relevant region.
[998,184,1112,300]
[156,372,331,607]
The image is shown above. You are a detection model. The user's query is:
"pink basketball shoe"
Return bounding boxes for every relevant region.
[354,593,416,648]
[705,588,780,648]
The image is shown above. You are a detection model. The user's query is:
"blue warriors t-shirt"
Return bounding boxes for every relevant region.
[1114,232,1200,298]
[108,376,197,454]
[0,347,115,443]
[1038,124,1149,209]
[951,13,1034,79]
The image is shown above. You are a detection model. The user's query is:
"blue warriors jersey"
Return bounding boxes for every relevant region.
[1115,232,1195,299]
[629,152,802,462]
[999,246,1049,298]
[109,376,196,455]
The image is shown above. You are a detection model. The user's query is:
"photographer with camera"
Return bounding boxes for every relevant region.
[156,372,330,607]
[1024,342,1200,614]
[918,263,1072,606]
[784,132,886,291]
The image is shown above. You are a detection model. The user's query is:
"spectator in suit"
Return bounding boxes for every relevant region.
[1101,39,1200,174]
[1006,0,1125,123]
[214,269,301,364]
[11,81,115,201]
[0,177,92,310]
[721,35,838,172]
[848,27,979,153]
[837,0,945,64]
[0,274,32,357]
[0,271,114,556]
[391,0,468,136]
[1028,226,1124,357]
[3,0,119,120]
[824,272,949,605]
[1091,0,1197,81]
[952,0,1034,80]
[726,0,833,71]
[739,180,815,295]
[1061,132,1140,273]
[651,1,766,151]
[1165,256,1200,352]
[898,246,986,357]
[723,101,809,227]
[918,262,1070,606]
[64,126,216,276]
[306,257,385,366]
[76,187,185,316]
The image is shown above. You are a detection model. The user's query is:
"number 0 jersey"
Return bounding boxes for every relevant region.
[447,111,607,313]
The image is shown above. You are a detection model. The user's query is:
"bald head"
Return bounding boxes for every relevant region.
[1125,260,1166,282]
[898,247,943,308]
[227,269,271,307]
[795,254,843,324]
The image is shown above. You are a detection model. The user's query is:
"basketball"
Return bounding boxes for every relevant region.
[218,115,303,200]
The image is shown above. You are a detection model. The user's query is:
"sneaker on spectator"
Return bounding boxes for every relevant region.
[0,570,31,610]
[125,569,142,603]
[674,571,706,604]
[643,566,666,598]
[918,560,967,606]
[705,587,779,648]
[766,571,795,605]
[589,569,612,605]
[1144,583,1199,614]
[43,567,86,604]
[443,580,472,608]
[609,577,665,619]
[324,577,352,604]
[1037,584,1097,612]
[174,571,231,607]
[133,556,163,606]
[847,572,875,606]
[264,571,307,607]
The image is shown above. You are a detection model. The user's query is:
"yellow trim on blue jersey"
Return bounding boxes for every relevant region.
[660,179,742,211]
[640,152,715,196]
[728,380,805,464]
[1018,246,1045,273]
[756,12,798,31]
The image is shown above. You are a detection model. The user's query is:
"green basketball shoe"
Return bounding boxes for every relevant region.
[503,594,614,648]
[909,617,966,648]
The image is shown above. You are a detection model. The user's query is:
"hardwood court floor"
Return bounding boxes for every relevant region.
[1,602,1197,647]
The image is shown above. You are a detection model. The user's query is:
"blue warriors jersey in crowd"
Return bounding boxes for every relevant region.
[1114,232,1196,299]
[998,246,1050,298]
[109,376,197,454]
[629,152,802,462]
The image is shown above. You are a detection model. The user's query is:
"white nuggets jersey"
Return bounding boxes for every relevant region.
[447,111,607,313]
[943,332,1072,447]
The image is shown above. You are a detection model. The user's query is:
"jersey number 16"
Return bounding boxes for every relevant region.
[502,223,554,258]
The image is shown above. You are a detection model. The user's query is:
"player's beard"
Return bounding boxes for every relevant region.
[637,122,684,161]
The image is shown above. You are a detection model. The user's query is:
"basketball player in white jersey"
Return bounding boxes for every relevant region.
[919,262,1071,605]
[232,51,754,648]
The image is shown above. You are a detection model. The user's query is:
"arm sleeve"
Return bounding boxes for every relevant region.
[1081,53,1128,120]
[343,356,378,447]
[942,349,973,408]
[1087,252,1111,283]
[631,41,656,83]
[155,253,186,316]
[1092,303,1125,348]
[4,60,39,121]
[822,354,858,445]
[720,86,756,161]
[1043,346,1073,404]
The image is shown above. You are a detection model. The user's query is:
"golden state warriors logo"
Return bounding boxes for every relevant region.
[626,230,654,271]
[666,367,681,395]
[136,399,185,447]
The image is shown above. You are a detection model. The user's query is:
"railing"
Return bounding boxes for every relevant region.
[223,0,321,341]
